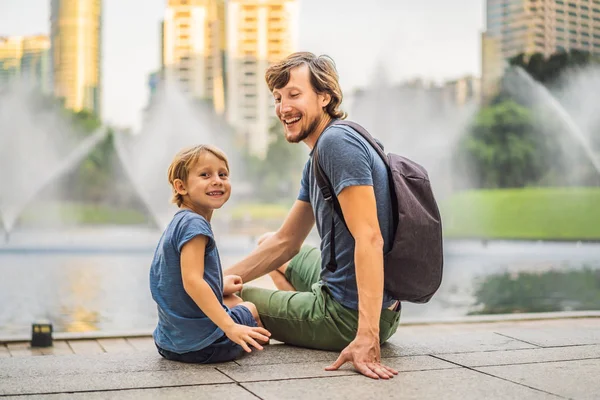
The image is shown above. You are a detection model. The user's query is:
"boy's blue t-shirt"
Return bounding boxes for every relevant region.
[298,124,397,310]
[149,209,228,353]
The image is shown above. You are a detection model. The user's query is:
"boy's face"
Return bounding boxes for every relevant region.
[176,152,231,215]
[273,64,330,144]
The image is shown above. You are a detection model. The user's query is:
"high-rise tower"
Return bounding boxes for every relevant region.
[50,0,102,115]
[226,0,298,157]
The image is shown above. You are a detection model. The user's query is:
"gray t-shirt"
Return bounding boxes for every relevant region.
[298,124,396,310]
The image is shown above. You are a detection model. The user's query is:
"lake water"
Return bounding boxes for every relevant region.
[1,227,599,337]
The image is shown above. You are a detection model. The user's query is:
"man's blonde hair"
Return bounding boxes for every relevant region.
[167,144,229,207]
[265,52,347,120]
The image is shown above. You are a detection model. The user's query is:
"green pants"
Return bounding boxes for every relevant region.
[240,245,401,351]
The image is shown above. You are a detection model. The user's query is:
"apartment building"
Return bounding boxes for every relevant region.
[162,0,226,114]
[444,75,481,107]
[226,0,298,157]
[0,36,51,93]
[21,36,52,93]
[0,37,24,87]
[482,0,600,99]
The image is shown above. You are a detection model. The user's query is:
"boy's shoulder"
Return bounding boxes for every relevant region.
[164,209,215,252]
[167,209,212,237]
[173,209,209,224]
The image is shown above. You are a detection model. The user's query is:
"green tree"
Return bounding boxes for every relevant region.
[463,50,600,189]
[456,101,546,188]
[505,49,600,186]
[242,120,306,202]
[508,49,596,86]
[71,109,102,133]
[54,110,124,204]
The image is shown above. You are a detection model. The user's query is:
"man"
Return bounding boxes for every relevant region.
[225,52,400,380]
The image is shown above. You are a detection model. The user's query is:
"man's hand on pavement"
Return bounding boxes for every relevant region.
[324,334,398,379]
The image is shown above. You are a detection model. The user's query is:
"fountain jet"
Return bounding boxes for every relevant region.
[0,83,108,238]
[504,66,600,175]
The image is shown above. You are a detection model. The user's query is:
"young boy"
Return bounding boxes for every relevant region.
[150,144,270,363]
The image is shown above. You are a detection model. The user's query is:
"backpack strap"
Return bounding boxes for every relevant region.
[313,144,345,272]
[313,120,396,273]
[314,120,381,272]
[333,121,399,228]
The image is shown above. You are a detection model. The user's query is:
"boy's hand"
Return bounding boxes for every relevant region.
[223,275,243,295]
[224,324,271,353]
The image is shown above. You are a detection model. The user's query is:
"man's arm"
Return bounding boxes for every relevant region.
[224,200,315,283]
[324,185,397,380]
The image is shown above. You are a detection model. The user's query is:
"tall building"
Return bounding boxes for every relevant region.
[0,35,51,93]
[162,0,226,114]
[50,0,102,116]
[21,36,52,94]
[0,37,24,87]
[482,0,600,100]
[443,75,481,107]
[481,31,503,101]
[226,0,299,157]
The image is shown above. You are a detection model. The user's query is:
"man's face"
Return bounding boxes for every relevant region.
[273,64,329,143]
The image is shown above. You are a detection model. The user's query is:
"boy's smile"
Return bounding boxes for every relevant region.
[207,189,225,197]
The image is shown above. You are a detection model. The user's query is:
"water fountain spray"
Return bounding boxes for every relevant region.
[504,66,600,175]
[0,84,108,239]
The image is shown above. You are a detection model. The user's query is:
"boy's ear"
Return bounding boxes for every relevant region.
[173,179,187,195]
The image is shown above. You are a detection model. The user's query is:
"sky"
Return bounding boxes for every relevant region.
[0,0,484,131]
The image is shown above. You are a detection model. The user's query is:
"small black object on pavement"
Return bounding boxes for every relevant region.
[31,321,53,348]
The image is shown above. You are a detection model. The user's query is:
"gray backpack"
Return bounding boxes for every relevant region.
[313,120,443,303]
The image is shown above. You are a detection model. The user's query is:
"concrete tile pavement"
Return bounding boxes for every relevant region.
[0,316,598,399]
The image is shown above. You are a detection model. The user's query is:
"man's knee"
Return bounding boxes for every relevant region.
[269,261,290,275]
[268,264,295,291]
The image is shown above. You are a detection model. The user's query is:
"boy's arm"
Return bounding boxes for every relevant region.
[181,235,235,332]
[324,185,397,380]
[181,234,270,352]
[224,199,315,283]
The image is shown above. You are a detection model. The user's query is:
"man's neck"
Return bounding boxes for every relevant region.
[304,115,333,150]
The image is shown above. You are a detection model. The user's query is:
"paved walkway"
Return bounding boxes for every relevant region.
[1,316,599,399]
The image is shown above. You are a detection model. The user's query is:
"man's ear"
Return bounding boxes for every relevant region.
[319,92,331,108]
[173,179,187,195]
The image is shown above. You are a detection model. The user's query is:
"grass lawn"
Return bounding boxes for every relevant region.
[11,201,289,228]
[9,188,599,241]
[18,202,149,226]
[229,202,290,220]
[441,187,600,240]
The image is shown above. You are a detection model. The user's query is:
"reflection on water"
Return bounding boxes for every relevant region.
[59,263,101,332]
[60,306,100,332]
[1,227,599,336]
[0,251,155,337]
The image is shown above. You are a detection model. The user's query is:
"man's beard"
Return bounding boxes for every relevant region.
[285,115,320,144]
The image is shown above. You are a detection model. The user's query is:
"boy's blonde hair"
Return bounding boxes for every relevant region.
[167,144,230,207]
